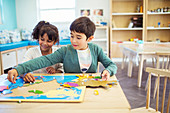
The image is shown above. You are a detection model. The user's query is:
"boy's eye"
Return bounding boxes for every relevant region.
[71,36,74,38]
[77,37,81,39]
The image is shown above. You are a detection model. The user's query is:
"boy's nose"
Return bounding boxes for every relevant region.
[72,38,76,43]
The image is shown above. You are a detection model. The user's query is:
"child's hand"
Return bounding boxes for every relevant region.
[7,69,18,83]
[101,70,110,81]
[23,73,35,82]
[46,67,56,74]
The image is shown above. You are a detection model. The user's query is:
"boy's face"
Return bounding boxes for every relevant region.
[70,31,91,50]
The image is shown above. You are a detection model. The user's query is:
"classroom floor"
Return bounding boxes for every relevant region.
[100,59,170,112]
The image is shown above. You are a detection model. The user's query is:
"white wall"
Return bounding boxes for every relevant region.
[16,0,110,30]
[76,0,110,24]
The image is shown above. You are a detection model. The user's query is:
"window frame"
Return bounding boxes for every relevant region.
[37,0,76,23]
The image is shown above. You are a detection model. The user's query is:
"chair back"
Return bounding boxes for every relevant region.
[156,53,170,71]
[146,67,170,113]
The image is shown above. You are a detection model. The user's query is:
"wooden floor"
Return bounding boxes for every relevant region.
[100,60,169,113]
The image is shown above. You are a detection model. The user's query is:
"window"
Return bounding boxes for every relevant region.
[38,0,75,23]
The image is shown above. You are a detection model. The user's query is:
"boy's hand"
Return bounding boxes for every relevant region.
[7,69,18,83]
[46,67,56,74]
[23,73,35,82]
[101,70,110,81]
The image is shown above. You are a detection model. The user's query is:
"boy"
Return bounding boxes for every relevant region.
[7,17,117,83]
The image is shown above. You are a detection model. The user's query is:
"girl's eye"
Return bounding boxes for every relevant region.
[71,36,74,38]
[77,37,81,39]
[40,38,44,41]
[47,40,52,42]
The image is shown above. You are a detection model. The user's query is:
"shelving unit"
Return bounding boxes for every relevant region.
[93,26,109,56]
[110,0,145,58]
[146,0,170,42]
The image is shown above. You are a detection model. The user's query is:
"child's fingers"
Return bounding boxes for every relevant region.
[101,70,110,81]
[32,75,35,81]
[46,67,51,73]
[8,69,17,83]
[7,73,12,83]
[25,76,30,82]
[13,75,17,83]
[27,75,34,82]
[47,69,51,74]
[23,77,27,82]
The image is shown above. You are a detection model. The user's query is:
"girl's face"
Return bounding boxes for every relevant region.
[39,33,56,53]
[70,31,93,50]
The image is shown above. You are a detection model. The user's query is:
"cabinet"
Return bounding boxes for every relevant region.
[146,0,170,42]
[93,26,109,56]
[0,47,27,74]
[17,48,27,64]
[110,0,145,58]
[2,51,17,70]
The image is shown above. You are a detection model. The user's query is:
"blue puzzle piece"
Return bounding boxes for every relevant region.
[1,96,25,99]
[71,87,82,95]
[41,76,57,82]
[34,76,41,80]
[2,89,12,95]
[56,75,78,84]
[41,75,78,84]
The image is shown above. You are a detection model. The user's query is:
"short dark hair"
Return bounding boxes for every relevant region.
[70,17,96,40]
[32,21,59,44]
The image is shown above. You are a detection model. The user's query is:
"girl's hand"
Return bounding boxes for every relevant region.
[7,69,18,83]
[101,70,110,81]
[23,73,35,82]
[46,67,56,74]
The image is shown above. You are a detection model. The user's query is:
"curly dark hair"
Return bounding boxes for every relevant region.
[70,17,96,40]
[32,21,59,44]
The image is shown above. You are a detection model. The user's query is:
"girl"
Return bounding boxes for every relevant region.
[22,21,63,82]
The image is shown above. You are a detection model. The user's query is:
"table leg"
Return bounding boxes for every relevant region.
[121,54,125,69]
[138,55,144,87]
[128,59,133,77]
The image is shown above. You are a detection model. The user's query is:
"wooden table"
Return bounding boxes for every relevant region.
[0,74,131,113]
[121,43,170,88]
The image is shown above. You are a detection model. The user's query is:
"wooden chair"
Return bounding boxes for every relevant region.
[131,67,170,113]
[145,53,170,99]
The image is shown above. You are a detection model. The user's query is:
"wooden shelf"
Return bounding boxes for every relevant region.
[110,0,170,58]
[112,28,143,30]
[147,12,170,15]
[94,26,109,56]
[112,13,143,15]
[110,0,144,58]
[96,26,108,29]
[147,27,170,30]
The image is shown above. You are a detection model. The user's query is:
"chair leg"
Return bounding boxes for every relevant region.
[145,76,149,91]
[146,72,151,109]
[121,54,125,69]
[166,91,170,113]
[161,77,167,113]
[153,77,158,99]
[152,58,155,68]
[156,75,160,111]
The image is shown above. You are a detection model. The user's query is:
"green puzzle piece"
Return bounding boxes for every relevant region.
[28,90,44,94]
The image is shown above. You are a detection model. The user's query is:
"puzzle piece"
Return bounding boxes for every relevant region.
[73,78,117,87]
[28,90,44,94]
[0,86,9,91]
[63,82,79,88]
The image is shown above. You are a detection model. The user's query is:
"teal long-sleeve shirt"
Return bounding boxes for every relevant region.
[15,43,117,76]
